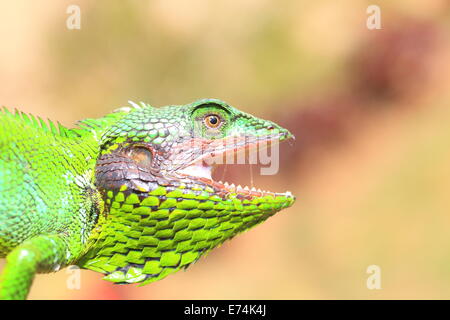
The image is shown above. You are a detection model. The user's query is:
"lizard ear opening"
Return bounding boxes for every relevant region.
[129,146,153,168]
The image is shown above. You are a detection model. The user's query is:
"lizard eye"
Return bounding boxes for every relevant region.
[129,147,153,168]
[204,114,222,129]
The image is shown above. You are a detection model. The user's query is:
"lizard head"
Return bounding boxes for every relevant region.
[83,99,295,284]
[97,98,295,210]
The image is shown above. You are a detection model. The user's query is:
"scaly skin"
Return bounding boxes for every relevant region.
[0,99,295,299]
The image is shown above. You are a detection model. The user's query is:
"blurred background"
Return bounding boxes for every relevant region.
[0,0,449,299]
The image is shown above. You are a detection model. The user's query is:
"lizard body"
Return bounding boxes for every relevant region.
[0,99,295,299]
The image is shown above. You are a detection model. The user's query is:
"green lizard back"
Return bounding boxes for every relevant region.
[0,109,100,257]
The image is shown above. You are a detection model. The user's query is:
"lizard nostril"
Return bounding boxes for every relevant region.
[267,125,274,130]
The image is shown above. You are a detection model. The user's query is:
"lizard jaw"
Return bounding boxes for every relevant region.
[177,133,295,199]
[177,160,213,180]
[178,163,294,198]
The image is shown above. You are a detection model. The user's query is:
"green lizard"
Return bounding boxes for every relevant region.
[0,99,295,300]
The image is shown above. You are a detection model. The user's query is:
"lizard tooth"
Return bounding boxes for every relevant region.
[251,187,257,192]
[237,184,242,190]
[244,186,249,191]
[257,188,262,193]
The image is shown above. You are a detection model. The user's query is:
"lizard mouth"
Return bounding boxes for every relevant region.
[177,133,294,199]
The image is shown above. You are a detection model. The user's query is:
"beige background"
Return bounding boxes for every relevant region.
[0,0,449,299]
